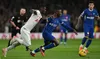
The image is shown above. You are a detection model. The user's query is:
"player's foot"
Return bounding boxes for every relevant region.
[2,48,7,57]
[30,51,36,57]
[85,49,89,54]
[83,47,89,54]
[83,49,89,54]
[79,46,83,51]
[79,45,83,51]
[40,46,45,56]
[60,42,63,44]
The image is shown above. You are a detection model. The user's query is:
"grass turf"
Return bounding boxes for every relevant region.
[0,39,100,59]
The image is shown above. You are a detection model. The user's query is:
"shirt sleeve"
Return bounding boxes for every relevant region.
[80,10,86,17]
[59,19,74,31]
[10,16,16,22]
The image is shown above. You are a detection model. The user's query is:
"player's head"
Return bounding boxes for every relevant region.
[88,1,95,10]
[20,8,26,15]
[63,9,67,15]
[53,10,61,18]
[58,9,62,15]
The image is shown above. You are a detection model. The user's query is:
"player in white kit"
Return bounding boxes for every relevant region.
[2,9,42,57]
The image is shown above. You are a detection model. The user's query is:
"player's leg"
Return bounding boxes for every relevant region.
[30,40,50,57]
[64,31,68,45]
[31,32,59,56]
[14,27,31,47]
[40,34,59,56]
[79,25,89,50]
[60,30,63,44]
[35,40,50,53]
[2,41,20,57]
[21,28,31,46]
[20,27,31,50]
[7,29,16,46]
[83,28,94,53]
[40,38,59,56]
[43,39,59,50]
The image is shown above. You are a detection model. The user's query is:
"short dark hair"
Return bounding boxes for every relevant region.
[20,8,26,10]
[89,1,94,4]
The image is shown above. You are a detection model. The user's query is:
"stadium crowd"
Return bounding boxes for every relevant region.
[0,0,100,32]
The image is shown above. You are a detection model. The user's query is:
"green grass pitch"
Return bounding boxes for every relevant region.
[0,39,100,59]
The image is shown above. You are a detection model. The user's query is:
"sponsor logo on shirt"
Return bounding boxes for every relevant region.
[86,16,94,19]
[49,23,57,27]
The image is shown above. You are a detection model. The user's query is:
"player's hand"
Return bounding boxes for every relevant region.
[73,29,78,35]
[16,27,20,30]
[75,24,79,30]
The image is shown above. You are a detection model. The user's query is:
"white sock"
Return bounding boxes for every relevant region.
[80,44,84,47]
[7,42,20,51]
[32,51,35,54]
[84,47,87,50]
[42,47,45,50]
[64,42,66,44]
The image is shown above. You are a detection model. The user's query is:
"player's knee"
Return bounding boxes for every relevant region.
[84,36,89,39]
[53,41,59,46]
[55,42,59,46]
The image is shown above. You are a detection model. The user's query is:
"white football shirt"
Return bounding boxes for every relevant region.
[23,10,42,31]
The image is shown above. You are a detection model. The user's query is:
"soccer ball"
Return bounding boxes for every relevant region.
[79,49,87,57]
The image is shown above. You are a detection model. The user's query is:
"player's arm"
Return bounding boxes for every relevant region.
[60,22,78,35]
[94,10,100,20]
[10,16,19,29]
[75,11,85,29]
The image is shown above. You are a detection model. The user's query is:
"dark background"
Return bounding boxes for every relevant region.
[0,0,100,32]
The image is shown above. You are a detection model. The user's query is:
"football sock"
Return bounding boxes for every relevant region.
[86,39,92,48]
[26,46,29,51]
[84,47,87,50]
[80,44,84,47]
[82,37,87,45]
[44,43,55,50]
[8,39,11,47]
[64,33,67,42]
[7,42,20,51]
[60,36,63,42]
[64,35,67,44]
[34,48,40,53]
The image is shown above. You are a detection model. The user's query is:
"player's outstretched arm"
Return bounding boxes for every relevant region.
[10,17,20,30]
[75,10,85,30]
[75,15,82,30]
[61,22,78,35]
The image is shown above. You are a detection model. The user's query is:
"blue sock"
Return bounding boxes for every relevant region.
[82,37,87,45]
[64,38,67,44]
[86,39,92,48]
[44,43,55,50]
[34,48,40,53]
[64,33,67,43]
[60,36,63,42]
